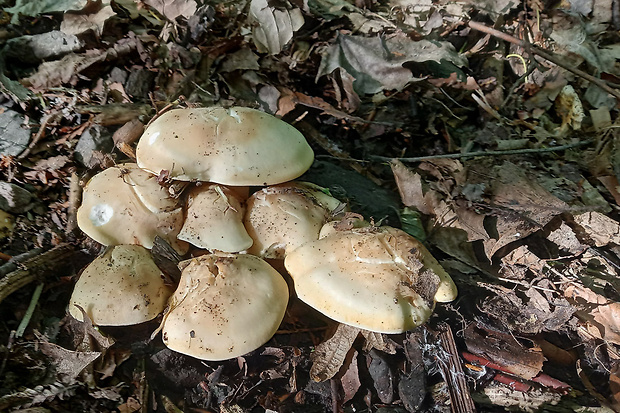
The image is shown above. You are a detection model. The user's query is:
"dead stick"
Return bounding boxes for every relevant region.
[370,139,592,163]
[0,243,76,304]
[468,21,620,101]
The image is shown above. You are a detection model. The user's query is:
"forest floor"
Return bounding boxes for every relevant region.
[1,0,620,412]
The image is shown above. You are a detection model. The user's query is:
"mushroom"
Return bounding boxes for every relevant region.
[284,225,458,333]
[69,245,173,326]
[244,182,344,259]
[77,163,187,253]
[177,183,253,252]
[161,253,289,361]
[136,106,314,185]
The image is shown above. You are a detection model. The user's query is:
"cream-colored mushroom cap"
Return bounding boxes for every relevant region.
[69,245,173,326]
[77,163,187,253]
[284,225,458,333]
[162,253,289,361]
[136,107,314,185]
[177,184,253,252]
[244,182,344,259]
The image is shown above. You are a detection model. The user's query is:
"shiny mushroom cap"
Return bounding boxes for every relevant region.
[161,253,289,361]
[76,163,187,253]
[244,182,344,259]
[284,225,458,333]
[69,245,173,326]
[136,107,314,185]
[177,184,253,252]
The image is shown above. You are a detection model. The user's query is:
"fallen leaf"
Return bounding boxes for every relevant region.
[249,0,304,55]
[5,0,88,23]
[317,33,467,94]
[339,350,360,403]
[36,333,101,382]
[144,0,197,21]
[310,324,360,382]
[565,284,620,346]
[22,50,107,90]
[573,211,620,247]
[61,4,116,37]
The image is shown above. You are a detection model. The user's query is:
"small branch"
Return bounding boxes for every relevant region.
[468,21,620,101]
[0,244,79,304]
[370,139,592,163]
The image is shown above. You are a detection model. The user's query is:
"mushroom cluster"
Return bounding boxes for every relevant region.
[70,106,457,361]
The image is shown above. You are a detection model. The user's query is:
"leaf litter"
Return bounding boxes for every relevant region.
[2,0,620,411]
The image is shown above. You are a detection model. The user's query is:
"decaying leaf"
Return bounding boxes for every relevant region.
[38,339,102,382]
[5,0,88,23]
[565,284,620,346]
[310,324,360,382]
[144,0,197,21]
[317,33,467,94]
[573,211,620,247]
[61,4,116,37]
[249,0,304,55]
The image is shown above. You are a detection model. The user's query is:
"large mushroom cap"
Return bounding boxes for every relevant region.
[76,163,186,253]
[136,107,314,185]
[69,245,173,326]
[177,184,253,252]
[162,253,289,361]
[284,225,457,333]
[244,182,344,259]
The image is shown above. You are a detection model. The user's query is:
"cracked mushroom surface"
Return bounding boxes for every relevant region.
[136,106,314,185]
[244,182,344,259]
[161,253,289,361]
[69,245,173,326]
[177,183,253,252]
[284,225,458,333]
[76,163,186,253]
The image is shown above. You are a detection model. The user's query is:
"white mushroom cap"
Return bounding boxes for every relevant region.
[161,253,289,361]
[136,107,314,185]
[77,163,187,253]
[244,182,344,259]
[284,225,457,333]
[69,245,173,326]
[177,184,253,252]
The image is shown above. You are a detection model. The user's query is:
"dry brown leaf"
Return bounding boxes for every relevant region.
[565,284,620,345]
[340,349,361,403]
[23,50,106,89]
[144,0,197,21]
[61,5,116,36]
[390,159,439,216]
[547,222,585,254]
[573,211,620,247]
[310,324,360,382]
[36,332,101,382]
[276,87,366,123]
[610,362,620,411]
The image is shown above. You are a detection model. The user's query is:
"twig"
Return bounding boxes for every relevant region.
[15,282,44,338]
[370,139,592,163]
[435,323,477,413]
[0,244,77,304]
[468,21,620,101]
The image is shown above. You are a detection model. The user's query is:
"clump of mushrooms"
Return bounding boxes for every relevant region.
[70,105,458,362]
